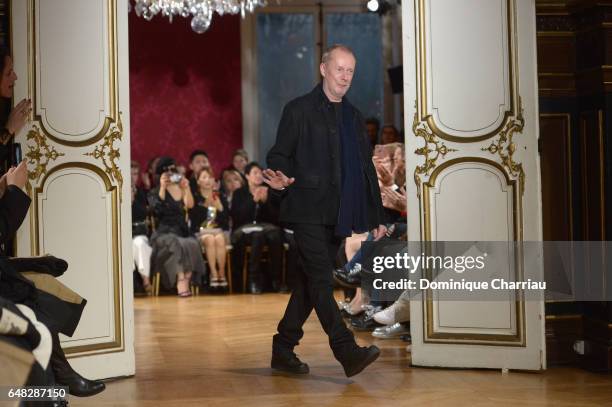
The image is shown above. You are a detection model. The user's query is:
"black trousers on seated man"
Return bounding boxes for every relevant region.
[233,227,283,290]
[273,224,355,358]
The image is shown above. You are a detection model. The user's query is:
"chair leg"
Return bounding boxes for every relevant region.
[226,251,233,294]
[243,250,248,293]
[153,272,160,296]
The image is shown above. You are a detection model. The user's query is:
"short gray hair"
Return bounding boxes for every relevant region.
[321,44,355,64]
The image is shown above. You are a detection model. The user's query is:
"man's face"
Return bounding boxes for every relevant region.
[320,49,356,102]
[1,56,17,99]
[190,154,209,174]
[246,166,263,186]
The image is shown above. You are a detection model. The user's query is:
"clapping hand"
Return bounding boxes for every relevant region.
[262,169,294,191]
[374,158,394,187]
[381,186,407,212]
[252,186,268,203]
[6,99,32,136]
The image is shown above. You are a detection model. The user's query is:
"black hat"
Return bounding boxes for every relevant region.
[156,156,176,175]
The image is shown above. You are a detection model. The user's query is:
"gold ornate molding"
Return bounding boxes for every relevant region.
[413,109,458,198]
[84,113,124,200]
[416,0,519,143]
[28,0,118,147]
[25,125,65,183]
[481,98,525,195]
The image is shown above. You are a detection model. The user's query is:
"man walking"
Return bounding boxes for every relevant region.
[264,44,387,377]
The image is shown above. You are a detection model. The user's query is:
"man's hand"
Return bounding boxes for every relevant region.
[262,169,295,191]
[371,224,387,241]
[6,160,28,190]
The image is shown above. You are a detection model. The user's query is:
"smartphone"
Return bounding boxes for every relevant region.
[11,143,22,166]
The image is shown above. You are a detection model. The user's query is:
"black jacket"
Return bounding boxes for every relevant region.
[230,186,279,229]
[266,84,385,229]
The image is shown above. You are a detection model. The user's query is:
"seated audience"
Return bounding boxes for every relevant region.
[131,161,152,294]
[220,168,244,215]
[148,157,206,296]
[230,149,249,182]
[188,149,210,193]
[142,155,161,191]
[381,124,401,144]
[365,117,380,150]
[230,162,282,294]
[189,168,229,289]
[0,160,105,398]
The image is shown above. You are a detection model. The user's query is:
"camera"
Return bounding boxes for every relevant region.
[169,172,182,183]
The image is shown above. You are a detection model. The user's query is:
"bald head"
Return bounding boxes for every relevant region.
[320,44,356,102]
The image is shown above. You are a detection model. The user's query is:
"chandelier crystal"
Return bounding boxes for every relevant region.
[132,0,266,34]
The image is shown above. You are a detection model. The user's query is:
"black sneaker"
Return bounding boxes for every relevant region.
[271,352,310,374]
[340,345,380,377]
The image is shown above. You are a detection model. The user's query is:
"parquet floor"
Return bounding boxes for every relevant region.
[73,294,612,406]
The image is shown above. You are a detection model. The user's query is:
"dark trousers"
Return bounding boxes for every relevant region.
[233,228,283,286]
[273,224,355,360]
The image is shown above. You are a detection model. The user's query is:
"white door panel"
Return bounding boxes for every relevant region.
[404,0,545,370]
[12,0,134,379]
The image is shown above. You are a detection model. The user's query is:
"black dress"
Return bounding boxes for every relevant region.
[147,188,206,290]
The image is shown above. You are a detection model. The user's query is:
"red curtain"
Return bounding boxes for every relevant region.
[129,12,243,176]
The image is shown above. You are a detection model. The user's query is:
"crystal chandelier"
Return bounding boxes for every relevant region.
[131,0,266,34]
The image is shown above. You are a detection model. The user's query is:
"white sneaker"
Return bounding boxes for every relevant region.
[373,303,399,325]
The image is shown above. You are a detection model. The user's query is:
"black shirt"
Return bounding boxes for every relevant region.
[148,188,189,237]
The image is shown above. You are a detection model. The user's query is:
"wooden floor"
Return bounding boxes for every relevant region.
[74,293,612,406]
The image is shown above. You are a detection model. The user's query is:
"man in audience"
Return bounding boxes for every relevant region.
[188,149,211,193]
[264,44,386,377]
[365,117,380,150]
[230,162,283,294]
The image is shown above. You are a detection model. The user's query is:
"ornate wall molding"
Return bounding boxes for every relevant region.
[412,108,458,198]
[24,125,65,183]
[481,98,526,195]
[84,113,124,201]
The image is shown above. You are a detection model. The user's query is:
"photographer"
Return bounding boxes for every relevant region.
[148,157,206,296]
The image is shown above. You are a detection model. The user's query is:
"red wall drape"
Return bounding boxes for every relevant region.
[129,12,243,176]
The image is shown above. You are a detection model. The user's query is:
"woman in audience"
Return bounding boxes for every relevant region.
[142,156,161,191]
[131,160,152,294]
[221,169,244,210]
[230,162,283,294]
[231,149,249,175]
[148,157,206,296]
[0,46,31,175]
[190,167,229,289]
